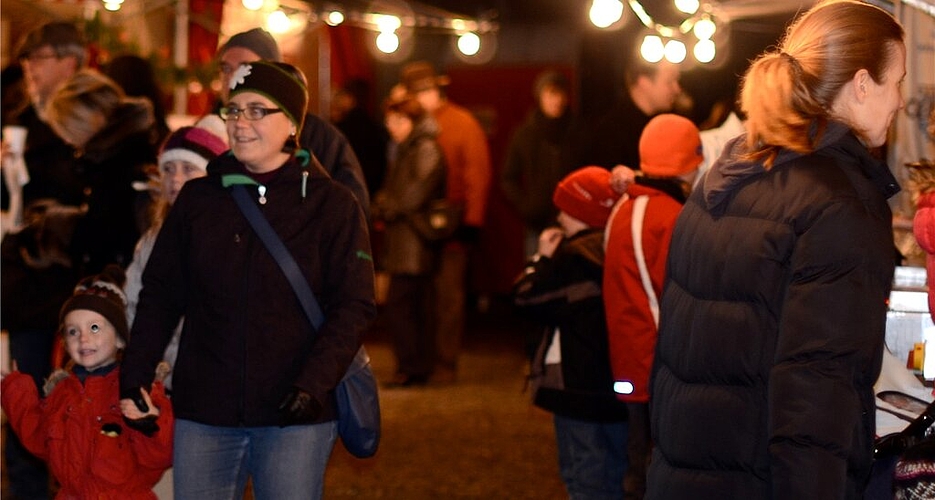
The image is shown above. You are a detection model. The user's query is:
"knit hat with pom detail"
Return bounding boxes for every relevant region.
[552,166,621,228]
[159,125,228,171]
[59,264,129,343]
[228,60,308,133]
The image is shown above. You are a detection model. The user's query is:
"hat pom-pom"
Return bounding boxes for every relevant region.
[98,264,126,289]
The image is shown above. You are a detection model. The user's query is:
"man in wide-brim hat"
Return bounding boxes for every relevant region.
[400,61,451,93]
[396,60,491,385]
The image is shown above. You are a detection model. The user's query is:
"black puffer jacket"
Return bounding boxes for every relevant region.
[647,122,899,500]
[120,151,376,427]
[514,229,628,423]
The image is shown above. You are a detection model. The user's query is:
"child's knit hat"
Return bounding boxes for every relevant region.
[552,166,621,228]
[228,60,308,133]
[59,265,129,342]
[158,125,228,171]
[639,114,703,177]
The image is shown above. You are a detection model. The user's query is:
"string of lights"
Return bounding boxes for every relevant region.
[590,0,723,64]
[239,0,499,60]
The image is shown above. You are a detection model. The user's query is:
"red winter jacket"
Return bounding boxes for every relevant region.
[434,100,492,228]
[1,366,173,499]
[914,190,935,323]
[603,183,683,403]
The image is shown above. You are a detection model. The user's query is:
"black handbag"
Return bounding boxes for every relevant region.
[231,184,380,458]
[408,199,464,241]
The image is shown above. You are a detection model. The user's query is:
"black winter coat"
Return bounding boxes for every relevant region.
[299,112,370,215]
[120,152,377,427]
[500,109,591,232]
[70,100,155,274]
[373,117,446,276]
[1,105,84,332]
[514,229,628,422]
[647,123,900,500]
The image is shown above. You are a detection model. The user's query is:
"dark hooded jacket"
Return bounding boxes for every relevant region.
[647,122,899,500]
[70,100,156,274]
[120,150,376,427]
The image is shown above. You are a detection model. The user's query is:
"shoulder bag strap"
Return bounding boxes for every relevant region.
[230,184,324,331]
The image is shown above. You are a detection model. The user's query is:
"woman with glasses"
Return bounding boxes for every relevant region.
[119,61,377,500]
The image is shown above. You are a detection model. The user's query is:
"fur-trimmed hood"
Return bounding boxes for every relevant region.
[82,98,155,163]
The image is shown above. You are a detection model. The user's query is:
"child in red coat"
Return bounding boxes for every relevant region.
[909,109,935,325]
[1,265,173,499]
[909,160,935,324]
[603,114,704,499]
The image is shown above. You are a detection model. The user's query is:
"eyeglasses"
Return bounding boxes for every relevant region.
[219,105,284,121]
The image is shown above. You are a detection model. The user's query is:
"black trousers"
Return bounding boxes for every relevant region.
[386,274,436,377]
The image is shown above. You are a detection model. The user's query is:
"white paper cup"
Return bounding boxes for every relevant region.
[3,125,27,154]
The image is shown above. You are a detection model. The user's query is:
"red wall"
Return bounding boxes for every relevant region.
[446,64,576,295]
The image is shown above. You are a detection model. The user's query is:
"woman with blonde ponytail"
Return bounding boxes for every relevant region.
[646,1,906,499]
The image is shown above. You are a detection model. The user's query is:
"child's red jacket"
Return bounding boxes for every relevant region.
[1,365,173,499]
[914,190,935,323]
[603,184,684,403]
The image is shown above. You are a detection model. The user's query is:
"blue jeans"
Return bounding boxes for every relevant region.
[173,419,337,500]
[554,414,628,500]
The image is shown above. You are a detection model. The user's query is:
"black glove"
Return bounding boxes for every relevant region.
[277,388,322,427]
[123,415,160,437]
[120,386,150,413]
[120,386,160,437]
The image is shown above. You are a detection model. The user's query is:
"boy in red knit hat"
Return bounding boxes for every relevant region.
[513,165,628,499]
[2,265,174,499]
[603,113,703,499]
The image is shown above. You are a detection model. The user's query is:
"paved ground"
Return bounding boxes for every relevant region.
[2,298,568,499]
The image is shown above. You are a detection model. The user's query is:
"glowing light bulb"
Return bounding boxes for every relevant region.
[375,14,401,33]
[693,39,715,63]
[325,10,345,26]
[675,0,699,15]
[242,0,263,11]
[104,1,121,11]
[376,32,399,53]
[267,10,291,34]
[664,39,686,63]
[640,35,664,63]
[589,0,624,29]
[457,32,480,56]
[693,18,716,40]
